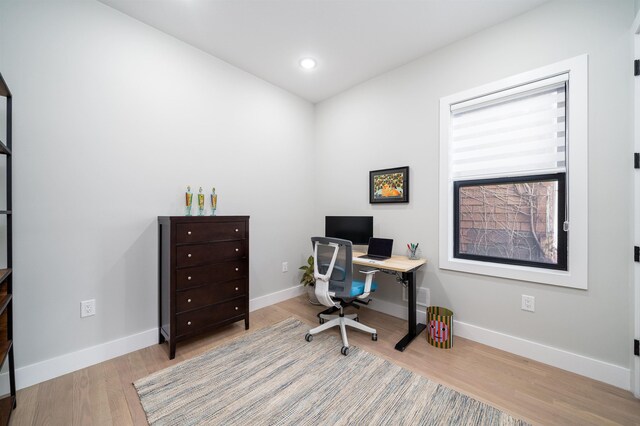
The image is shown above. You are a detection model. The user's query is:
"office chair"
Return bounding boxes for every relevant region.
[304,237,378,355]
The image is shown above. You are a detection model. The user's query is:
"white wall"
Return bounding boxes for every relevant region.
[0,1,315,368]
[315,0,634,368]
[0,0,635,388]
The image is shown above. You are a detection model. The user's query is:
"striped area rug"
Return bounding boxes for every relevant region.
[135,318,528,425]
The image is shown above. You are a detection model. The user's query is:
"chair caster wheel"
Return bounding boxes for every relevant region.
[341,346,350,356]
[372,333,378,341]
[305,333,313,342]
[319,318,325,324]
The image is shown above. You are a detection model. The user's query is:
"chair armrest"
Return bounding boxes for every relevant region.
[358,269,377,298]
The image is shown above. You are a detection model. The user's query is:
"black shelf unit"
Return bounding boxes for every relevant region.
[0,72,15,423]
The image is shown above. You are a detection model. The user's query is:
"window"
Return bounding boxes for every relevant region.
[454,173,566,270]
[439,55,588,289]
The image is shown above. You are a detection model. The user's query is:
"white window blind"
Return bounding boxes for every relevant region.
[450,74,567,180]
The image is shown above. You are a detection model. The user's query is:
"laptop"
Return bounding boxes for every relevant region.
[358,237,393,260]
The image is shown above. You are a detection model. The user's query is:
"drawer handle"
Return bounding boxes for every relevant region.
[187,298,192,303]
[187,321,192,325]
[235,287,239,291]
[235,248,239,252]
[188,253,192,258]
[235,307,239,311]
[188,276,192,280]
[235,267,239,272]
[235,228,239,232]
[187,231,192,235]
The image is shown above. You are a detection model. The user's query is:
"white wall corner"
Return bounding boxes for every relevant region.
[249,285,306,312]
[368,298,427,324]
[367,299,630,390]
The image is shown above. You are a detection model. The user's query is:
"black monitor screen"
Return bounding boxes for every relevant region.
[325,216,373,245]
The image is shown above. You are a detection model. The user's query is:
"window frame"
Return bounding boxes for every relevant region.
[453,173,567,271]
[439,55,588,289]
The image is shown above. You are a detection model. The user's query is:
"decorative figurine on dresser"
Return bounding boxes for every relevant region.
[210,187,218,216]
[197,187,205,216]
[158,216,250,359]
[185,186,193,216]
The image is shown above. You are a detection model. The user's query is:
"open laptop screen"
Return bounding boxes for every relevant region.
[365,237,393,258]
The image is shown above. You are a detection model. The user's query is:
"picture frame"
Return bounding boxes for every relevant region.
[369,166,409,204]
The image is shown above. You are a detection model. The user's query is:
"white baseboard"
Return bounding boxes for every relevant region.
[366,299,631,391]
[14,284,307,390]
[454,320,631,391]
[368,297,427,323]
[16,285,628,392]
[15,328,158,390]
[249,284,306,312]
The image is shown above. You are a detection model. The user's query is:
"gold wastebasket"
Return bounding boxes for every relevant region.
[426,306,453,349]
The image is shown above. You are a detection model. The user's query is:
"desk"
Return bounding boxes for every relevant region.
[353,252,427,352]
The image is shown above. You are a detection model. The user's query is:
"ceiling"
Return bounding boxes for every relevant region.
[98,0,548,103]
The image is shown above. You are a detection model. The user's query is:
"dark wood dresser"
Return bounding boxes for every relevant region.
[158,216,250,359]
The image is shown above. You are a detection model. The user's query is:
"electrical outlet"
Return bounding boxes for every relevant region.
[403,287,430,307]
[417,287,430,307]
[521,295,535,312]
[81,299,96,318]
[281,262,288,273]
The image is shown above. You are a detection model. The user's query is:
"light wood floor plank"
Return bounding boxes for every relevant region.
[104,358,133,426]
[9,384,37,426]
[115,351,148,426]
[72,367,92,426]
[88,363,113,426]
[8,296,640,425]
[31,371,73,425]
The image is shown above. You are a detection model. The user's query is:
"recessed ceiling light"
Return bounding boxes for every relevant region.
[299,58,317,70]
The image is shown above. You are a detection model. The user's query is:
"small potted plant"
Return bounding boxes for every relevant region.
[299,255,320,305]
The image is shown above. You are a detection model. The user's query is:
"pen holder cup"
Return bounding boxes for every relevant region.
[426,306,453,349]
[407,248,420,260]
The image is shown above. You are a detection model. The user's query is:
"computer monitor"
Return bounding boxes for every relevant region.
[325,216,373,245]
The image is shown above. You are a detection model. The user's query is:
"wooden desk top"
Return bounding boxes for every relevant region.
[352,251,427,273]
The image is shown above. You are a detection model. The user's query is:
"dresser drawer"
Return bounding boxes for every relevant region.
[176,297,246,336]
[176,279,247,313]
[176,240,246,268]
[176,222,246,244]
[176,260,247,290]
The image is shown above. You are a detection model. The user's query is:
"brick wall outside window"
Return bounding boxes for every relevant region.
[457,181,559,264]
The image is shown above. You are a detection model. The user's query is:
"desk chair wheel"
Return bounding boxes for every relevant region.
[341,346,350,356]
[319,318,325,324]
[305,333,313,342]
[372,333,378,341]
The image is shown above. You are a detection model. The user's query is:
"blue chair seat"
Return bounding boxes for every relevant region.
[350,280,378,297]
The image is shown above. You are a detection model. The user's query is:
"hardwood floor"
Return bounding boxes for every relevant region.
[9,296,640,425]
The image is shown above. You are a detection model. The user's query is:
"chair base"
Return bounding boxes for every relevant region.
[315,298,372,320]
[307,311,377,353]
